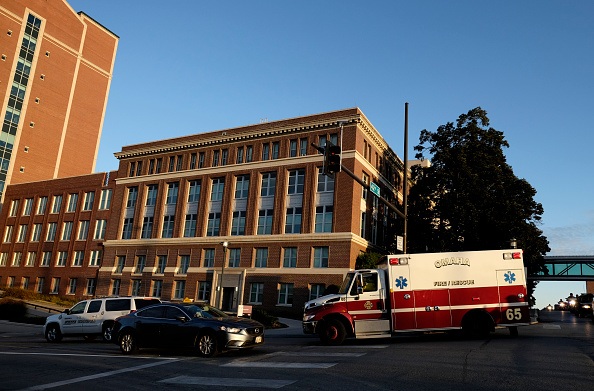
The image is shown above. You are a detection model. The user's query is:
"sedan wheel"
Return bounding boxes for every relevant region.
[119,331,138,354]
[197,332,217,357]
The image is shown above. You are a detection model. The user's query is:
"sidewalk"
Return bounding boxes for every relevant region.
[266,317,309,338]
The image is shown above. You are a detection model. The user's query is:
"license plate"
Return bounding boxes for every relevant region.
[255,336,262,343]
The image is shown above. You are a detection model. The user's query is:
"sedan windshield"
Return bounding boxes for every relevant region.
[183,304,228,318]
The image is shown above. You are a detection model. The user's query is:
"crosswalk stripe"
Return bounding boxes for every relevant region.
[222,362,337,369]
[160,376,296,389]
[280,352,366,357]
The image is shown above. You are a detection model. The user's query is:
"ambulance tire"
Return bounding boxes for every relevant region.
[462,312,491,339]
[319,319,346,346]
[509,326,518,337]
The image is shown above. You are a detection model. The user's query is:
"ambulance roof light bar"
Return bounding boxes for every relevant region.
[503,251,522,260]
[389,257,409,266]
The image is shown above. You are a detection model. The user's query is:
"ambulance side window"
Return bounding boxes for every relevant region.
[362,273,378,292]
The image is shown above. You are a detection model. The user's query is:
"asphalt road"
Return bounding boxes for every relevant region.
[0,310,592,391]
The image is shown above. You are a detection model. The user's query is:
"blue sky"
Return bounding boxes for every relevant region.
[67,0,593,307]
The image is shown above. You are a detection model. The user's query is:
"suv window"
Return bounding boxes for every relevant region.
[105,299,130,312]
[87,300,102,313]
[134,298,160,309]
[70,301,87,315]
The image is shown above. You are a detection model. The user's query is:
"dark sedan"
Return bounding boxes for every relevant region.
[112,302,264,357]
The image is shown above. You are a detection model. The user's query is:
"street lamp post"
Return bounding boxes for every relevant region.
[218,241,228,309]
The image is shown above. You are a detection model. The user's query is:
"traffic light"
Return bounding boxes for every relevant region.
[324,144,341,175]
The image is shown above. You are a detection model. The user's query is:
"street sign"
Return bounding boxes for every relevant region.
[370,181,380,197]
[397,236,404,252]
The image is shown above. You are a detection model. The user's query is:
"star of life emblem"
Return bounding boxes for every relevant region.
[395,276,408,289]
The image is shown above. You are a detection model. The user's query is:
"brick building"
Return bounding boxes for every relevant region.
[0,171,116,298]
[0,0,118,198]
[0,108,405,317]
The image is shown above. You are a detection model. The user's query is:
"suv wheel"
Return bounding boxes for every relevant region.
[102,322,114,342]
[45,324,62,343]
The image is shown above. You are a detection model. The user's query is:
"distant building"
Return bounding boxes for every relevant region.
[0,108,405,317]
[0,0,118,197]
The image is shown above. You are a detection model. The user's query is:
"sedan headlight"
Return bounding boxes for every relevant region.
[219,326,242,334]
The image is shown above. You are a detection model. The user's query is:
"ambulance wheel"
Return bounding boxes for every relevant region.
[320,319,346,346]
[462,312,491,339]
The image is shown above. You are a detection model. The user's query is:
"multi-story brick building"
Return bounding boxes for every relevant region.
[0,0,118,198]
[0,171,116,298]
[97,108,404,317]
[0,108,405,317]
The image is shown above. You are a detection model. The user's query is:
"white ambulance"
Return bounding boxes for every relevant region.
[303,249,530,345]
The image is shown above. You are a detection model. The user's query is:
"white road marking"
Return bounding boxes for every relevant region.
[280,352,366,357]
[16,358,182,390]
[542,324,562,329]
[160,376,296,389]
[304,344,389,349]
[222,361,337,368]
[0,351,179,360]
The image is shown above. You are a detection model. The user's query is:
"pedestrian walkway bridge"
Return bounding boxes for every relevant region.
[531,255,594,281]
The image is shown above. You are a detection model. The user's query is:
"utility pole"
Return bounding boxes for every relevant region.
[403,102,409,254]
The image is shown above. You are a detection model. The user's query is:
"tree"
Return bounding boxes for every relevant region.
[407,107,550,302]
[356,252,384,269]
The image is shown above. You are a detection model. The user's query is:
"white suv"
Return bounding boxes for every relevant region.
[44,296,160,342]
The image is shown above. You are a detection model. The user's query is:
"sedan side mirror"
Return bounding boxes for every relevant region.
[176,315,190,323]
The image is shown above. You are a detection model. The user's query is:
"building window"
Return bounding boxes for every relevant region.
[146,184,158,206]
[361,212,366,238]
[72,251,84,267]
[61,221,73,240]
[99,189,112,210]
[37,196,48,214]
[287,169,305,195]
[83,191,95,211]
[229,248,241,267]
[95,220,107,240]
[174,280,186,300]
[198,152,205,168]
[362,173,369,200]
[257,209,273,235]
[50,277,60,294]
[166,182,179,205]
[68,279,77,295]
[313,246,329,268]
[176,155,183,171]
[131,280,142,296]
[183,214,196,237]
[177,255,190,275]
[0,252,7,266]
[57,251,68,267]
[22,277,30,290]
[235,175,250,199]
[17,224,27,242]
[198,281,211,301]
[3,226,13,243]
[283,247,297,268]
[156,255,167,274]
[285,207,302,234]
[115,256,125,274]
[46,222,57,241]
[187,180,201,203]
[23,198,33,215]
[221,149,228,165]
[271,142,279,159]
[89,250,101,266]
[162,215,175,238]
[168,156,175,172]
[31,224,42,242]
[134,255,146,274]
[289,139,298,157]
[249,283,264,304]
[255,248,268,268]
[310,284,326,300]
[260,172,276,197]
[203,249,215,267]
[127,187,138,208]
[77,220,89,240]
[246,146,253,162]
[262,144,270,160]
[206,213,220,236]
[152,280,163,297]
[190,153,197,169]
[129,162,136,177]
[148,159,155,174]
[122,218,134,239]
[231,211,246,236]
[36,277,45,293]
[213,150,220,167]
[278,283,294,305]
[111,279,121,296]
[317,168,335,192]
[300,138,308,156]
[26,252,36,267]
[41,252,52,267]
[12,252,22,266]
[7,277,15,288]
[67,193,78,212]
[51,195,62,213]
[315,205,333,233]
[86,278,97,296]
[211,178,225,201]
[236,147,244,164]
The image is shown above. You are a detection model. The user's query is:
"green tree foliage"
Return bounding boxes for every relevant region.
[408,107,550,300]
[356,252,384,269]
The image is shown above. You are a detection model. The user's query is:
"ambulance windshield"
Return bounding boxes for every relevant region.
[339,272,356,294]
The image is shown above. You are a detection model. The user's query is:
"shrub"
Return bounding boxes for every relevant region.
[252,308,283,329]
